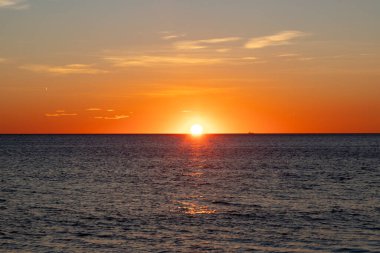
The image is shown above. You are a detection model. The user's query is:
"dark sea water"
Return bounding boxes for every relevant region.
[0,134,379,252]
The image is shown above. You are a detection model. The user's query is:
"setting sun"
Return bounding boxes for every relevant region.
[190,124,204,136]
[1,1,379,252]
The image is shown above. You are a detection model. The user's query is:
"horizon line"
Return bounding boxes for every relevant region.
[1,133,379,135]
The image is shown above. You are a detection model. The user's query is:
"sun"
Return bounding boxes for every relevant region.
[190,124,204,136]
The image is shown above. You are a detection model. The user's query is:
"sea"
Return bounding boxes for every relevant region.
[0,134,379,252]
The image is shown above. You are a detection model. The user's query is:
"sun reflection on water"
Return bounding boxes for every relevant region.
[173,135,217,216]
[182,171,204,177]
[177,201,216,215]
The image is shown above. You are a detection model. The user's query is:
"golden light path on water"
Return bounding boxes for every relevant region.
[175,134,217,216]
[178,201,217,215]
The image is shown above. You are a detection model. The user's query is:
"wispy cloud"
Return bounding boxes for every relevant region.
[245,31,307,49]
[162,35,182,40]
[276,53,316,62]
[86,108,102,111]
[175,37,241,50]
[159,31,186,40]
[242,57,257,61]
[0,57,6,63]
[104,53,263,68]
[20,64,108,75]
[45,112,78,117]
[94,115,129,120]
[216,48,231,53]
[105,55,225,67]
[298,57,314,61]
[0,0,29,10]
[277,53,300,57]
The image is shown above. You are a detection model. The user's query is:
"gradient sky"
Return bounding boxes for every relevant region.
[0,0,379,133]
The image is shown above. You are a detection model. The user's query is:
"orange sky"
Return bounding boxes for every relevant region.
[0,0,379,133]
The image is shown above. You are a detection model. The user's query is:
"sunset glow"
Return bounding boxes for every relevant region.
[0,0,379,134]
[1,2,379,251]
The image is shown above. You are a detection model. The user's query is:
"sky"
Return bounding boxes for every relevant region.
[0,0,379,133]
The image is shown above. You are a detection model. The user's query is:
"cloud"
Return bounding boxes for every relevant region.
[0,58,6,63]
[242,57,257,61]
[105,54,263,68]
[45,113,78,117]
[216,48,231,53]
[162,35,181,40]
[0,0,29,9]
[94,115,129,120]
[175,37,241,50]
[45,110,78,117]
[20,64,108,75]
[245,31,307,49]
[159,31,186,40]
[277,53,300,57]
[86,108,102,111]
[105,55,225,67]
[276,53,317,61]
[298,57,314,61]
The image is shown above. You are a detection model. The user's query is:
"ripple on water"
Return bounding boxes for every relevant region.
[0,134,379,252]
